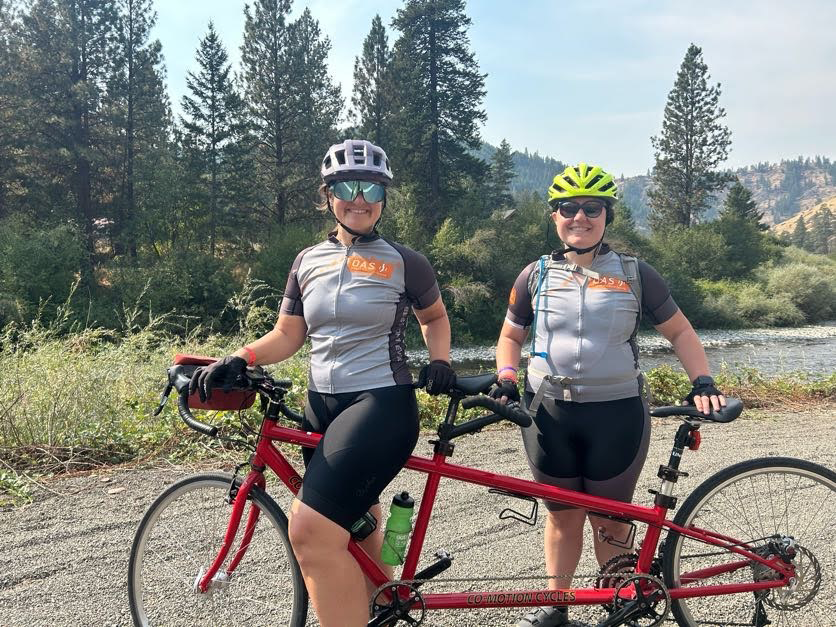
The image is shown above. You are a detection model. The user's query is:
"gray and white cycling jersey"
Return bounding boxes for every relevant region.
[281,231,440,394]
[506,245,679,403]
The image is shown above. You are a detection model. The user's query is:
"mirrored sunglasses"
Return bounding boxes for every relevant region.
[330,180,386,203]
[553,200,607,219]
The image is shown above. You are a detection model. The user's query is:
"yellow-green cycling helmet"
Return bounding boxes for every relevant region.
[548,162,618,204]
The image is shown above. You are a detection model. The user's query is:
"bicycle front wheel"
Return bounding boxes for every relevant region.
[662,457,836,626]
[128,473,308,627]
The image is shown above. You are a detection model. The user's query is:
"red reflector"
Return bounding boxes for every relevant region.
[689,431,701,450]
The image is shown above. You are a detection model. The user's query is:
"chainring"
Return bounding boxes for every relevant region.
[612,573,671,627]
[370,581,426,626]
[596,552,661,613]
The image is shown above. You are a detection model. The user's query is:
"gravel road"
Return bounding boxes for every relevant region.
[1,407,834,627]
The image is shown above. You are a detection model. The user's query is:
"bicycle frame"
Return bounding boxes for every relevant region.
[196,416,796,612]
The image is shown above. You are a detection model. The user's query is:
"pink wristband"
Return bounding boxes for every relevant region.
[242,346,256,366]
[497,366,518,382]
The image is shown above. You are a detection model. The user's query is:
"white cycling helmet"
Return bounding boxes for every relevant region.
[321,139,393,184]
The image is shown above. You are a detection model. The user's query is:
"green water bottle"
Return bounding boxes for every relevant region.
[380,491,415,566]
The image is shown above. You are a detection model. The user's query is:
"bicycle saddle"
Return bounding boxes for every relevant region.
[454,373,498,395]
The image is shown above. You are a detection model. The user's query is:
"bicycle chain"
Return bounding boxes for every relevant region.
[379,570,606,591]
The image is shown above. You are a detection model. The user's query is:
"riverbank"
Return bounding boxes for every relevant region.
[409,321,836,377]
[1,325,833,507]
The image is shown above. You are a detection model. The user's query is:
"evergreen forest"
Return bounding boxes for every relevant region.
[1,1,834,346]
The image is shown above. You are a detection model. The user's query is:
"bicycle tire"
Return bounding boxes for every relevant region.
[662,457,836,626]
[128,473,308,627]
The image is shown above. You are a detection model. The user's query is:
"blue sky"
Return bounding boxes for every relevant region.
[152,0,836,177]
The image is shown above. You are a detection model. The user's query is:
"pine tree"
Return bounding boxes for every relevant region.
[351,15,391,146]
[17,0,119,258]
[719,181,766,230]
[489,139,514,209]
[809,208,834,254]
[180,22,243,256]
[648,44,732,231]
[109,0,171,256]
[286,9,342,193]
[0,0,22,218]
[791,216,808,250]
[241,1,341,227]
[390,0,487,227]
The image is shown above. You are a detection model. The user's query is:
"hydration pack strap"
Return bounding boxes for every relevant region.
[528,258,602,359]
[527,366,641,413]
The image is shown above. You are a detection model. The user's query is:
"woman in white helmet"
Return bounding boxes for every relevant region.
[191,139,455,626]
[491,163,725,627]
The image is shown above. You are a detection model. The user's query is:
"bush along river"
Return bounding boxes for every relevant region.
[408,321,836,378]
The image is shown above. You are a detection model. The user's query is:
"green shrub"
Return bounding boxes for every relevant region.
[645,365,690,405]
[251,224,322,289]
[105,250,238,332]
[0,216,87,326]
[694,279,805,328]
[761,262,835,322]
[733,284,805,327]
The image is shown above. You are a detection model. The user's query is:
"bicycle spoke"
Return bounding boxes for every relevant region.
[129,474,307,626]
[665,459,835,627]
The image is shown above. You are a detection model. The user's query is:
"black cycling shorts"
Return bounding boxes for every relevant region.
[521,393,651,512]
[298,384,419,530]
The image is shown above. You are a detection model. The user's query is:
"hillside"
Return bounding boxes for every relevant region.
[481,142,836,230]
[772,194,836,236]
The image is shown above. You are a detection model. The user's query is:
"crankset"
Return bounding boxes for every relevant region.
[597,574,670,627]
[369,581,426,626]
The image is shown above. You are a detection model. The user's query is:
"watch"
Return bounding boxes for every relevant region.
[691,375,715,386]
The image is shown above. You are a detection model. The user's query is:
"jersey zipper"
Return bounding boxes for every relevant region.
[575,271,585,385]
[328,241,352,393]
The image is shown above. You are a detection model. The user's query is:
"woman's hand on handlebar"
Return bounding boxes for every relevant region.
[419,360,457,395]
[488,378,520,404]
[189,355,247,402]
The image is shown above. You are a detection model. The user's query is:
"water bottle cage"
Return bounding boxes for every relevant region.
[488,488,538,526]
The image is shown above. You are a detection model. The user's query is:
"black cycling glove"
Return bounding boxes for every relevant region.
[420,360,456,396]
[683,375,723,406]
[189,355,248,402]
[488,378,521,403]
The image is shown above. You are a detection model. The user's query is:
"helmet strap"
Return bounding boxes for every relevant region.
[562,234,604,255]
[327,196,384,239]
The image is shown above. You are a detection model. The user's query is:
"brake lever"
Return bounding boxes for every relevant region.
[152,382,174,416]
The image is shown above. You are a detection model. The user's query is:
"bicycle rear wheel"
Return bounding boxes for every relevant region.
[662,457,836,626]
[128,473,307,627]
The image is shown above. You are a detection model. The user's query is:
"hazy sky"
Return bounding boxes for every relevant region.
[152,0,836,177]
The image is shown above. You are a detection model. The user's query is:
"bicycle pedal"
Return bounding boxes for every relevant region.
[413,550,453,584]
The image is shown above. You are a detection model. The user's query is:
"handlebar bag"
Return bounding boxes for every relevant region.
[172,353,257,411]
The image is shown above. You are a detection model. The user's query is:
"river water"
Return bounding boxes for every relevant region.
[408,321,836,378]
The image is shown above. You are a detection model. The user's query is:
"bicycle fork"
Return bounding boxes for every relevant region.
[194,469,266,594]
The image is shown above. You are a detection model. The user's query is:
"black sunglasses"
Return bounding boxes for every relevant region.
[552,200,608,219]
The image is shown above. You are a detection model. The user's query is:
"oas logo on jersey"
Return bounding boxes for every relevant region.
[346,255,395,279]
[588,275,631,292]
[509,287,517,305]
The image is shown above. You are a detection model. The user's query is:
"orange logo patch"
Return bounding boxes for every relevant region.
[588,276,631,292]
[509,287,517,305]
[346,255,395,279]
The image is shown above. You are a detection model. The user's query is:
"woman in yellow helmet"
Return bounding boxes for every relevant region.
[491,163,725,627]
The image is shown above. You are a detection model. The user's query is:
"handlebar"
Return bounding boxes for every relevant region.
[461,395,532,428]
[177,388,219,437]
[437,396,532,441]
[158,365,302,438]
[650,397,743,423]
